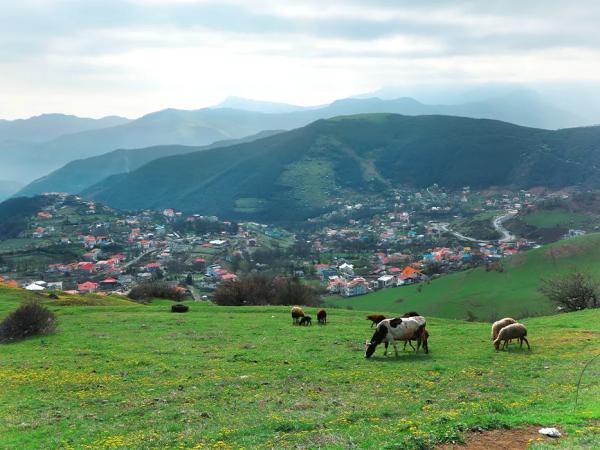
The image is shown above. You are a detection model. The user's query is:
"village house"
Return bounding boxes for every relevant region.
[32,227,46,238]
[99,278,120,291]
[315,264,338,281]
[377,274,396,288]
[37,211,53,220]
[78,281,99,293]
[326,277,346,294]
[145,262,162,273]
[343,277,369,297]
[338,262,355,278]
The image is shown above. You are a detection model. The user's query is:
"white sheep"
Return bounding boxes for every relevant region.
[491,317,517,340]
[493,323,530,351]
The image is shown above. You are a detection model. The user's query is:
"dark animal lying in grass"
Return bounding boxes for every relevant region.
[317,309,327,324]
[299,315,312,326]
[365,315,428,358]
[366,314,386,327]
[291,306,305,325]
[171,303,189,313]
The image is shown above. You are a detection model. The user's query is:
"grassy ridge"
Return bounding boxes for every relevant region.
[0,287,599,449]
[83,114,600,221]
[326,234,600,321]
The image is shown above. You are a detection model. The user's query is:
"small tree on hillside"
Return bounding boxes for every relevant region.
[540,271,599,312]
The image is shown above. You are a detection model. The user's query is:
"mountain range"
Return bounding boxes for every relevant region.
[17,130,282,197]
[3,90,588,192]
[81,114,600,222]
[0,113,130,143]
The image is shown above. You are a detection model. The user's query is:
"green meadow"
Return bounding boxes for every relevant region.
[326,234,600,321]
[1,286,599,449]
[523,210,591,229]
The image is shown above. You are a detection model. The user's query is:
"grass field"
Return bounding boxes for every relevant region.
[523,210,591,229]
[1,286,599,449]
[326,234,600,321]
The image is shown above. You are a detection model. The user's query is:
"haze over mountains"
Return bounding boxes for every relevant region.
[17,130,282,197]
[6,87,595,201]
[80,114,600,222]
[0,114,130,143]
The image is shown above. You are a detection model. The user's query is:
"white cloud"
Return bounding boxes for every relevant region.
[0,0,600,118]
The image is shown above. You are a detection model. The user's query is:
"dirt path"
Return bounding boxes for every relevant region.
[437,426,559,450]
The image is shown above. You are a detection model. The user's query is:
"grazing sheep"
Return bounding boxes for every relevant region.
[291,306,305,325]
[299,315,312,326]
[494,323,530,351]
[491,317,517,340]
[366,314,387,327]
[317,309,327,324]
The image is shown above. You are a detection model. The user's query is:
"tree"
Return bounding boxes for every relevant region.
[213,276,319,306]
[540,271,599,312]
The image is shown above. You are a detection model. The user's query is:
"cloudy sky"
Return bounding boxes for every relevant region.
[1,0,600,119]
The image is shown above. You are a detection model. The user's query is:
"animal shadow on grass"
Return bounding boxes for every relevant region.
[367,352,432,363]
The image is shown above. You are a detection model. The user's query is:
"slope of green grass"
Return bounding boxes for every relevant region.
[83,114,600,221]
[1,286,599,449]
[326,234,600,321]
[523,210,590,229]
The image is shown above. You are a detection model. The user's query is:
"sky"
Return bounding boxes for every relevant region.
[2,0,600,119]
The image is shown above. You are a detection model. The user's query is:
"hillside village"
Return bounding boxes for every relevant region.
[1,186,586,301]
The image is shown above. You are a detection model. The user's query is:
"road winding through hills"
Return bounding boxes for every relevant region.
[492,211,517,243]
[436,211,517,244]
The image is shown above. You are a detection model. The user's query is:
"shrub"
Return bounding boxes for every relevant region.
[213,276,319,306]
[128,282,184,302]
[540,271,599,312]
[0,301,57,342]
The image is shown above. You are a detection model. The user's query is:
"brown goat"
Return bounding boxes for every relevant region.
[317,309,327,324]
[366,314,386,327]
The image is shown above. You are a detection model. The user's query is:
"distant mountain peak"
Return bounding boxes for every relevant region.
[212,96,312,114]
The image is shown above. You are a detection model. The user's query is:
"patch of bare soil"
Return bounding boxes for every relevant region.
[546,243,586,259]
[437,426,560,450]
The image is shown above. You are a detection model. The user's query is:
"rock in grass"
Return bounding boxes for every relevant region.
[171,303,189,313]
[539,427,561,438]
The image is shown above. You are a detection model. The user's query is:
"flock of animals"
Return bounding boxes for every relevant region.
[290,307,531,357]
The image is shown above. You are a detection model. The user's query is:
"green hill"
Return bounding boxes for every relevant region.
[327,233,600,321]
[1,93,590,186]
[83,114,600,222]
[1,286,598,449]
[17,130,282,197]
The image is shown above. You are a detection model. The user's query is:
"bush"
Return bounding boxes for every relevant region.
[171,303,189,313]
[540,271,599,312]
[128,282,184,302]
[0,301,57,342]
[213,276,320,306]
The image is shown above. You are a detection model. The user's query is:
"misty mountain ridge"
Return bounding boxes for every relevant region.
[17,130,282,197]
[0,89,593,193]
[82,113,600,222]
[0,113,130,143]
